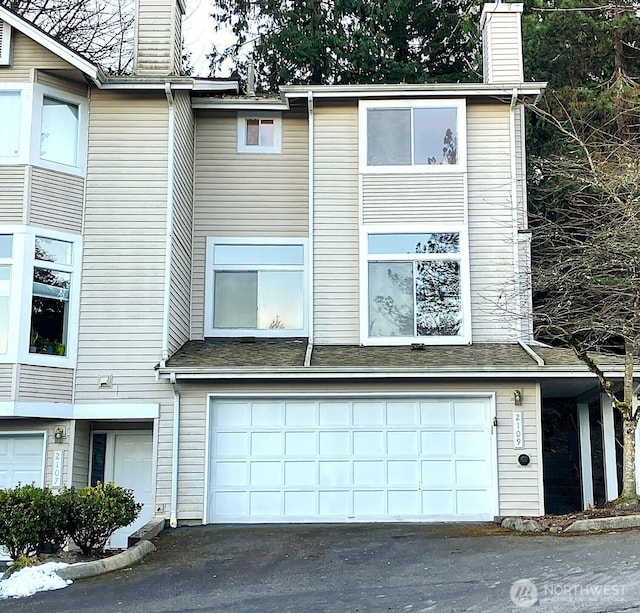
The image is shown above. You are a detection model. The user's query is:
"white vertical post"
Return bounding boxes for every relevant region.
[577,403,594,509]
[601,393,619,502]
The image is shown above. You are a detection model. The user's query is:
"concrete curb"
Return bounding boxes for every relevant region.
[502,513,640,534]
[564,514,640,532]
[56,517,165,581]
[57,539,156,581]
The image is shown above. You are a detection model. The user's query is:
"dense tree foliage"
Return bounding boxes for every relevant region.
[210,0,481,91]
[523,1,640,501]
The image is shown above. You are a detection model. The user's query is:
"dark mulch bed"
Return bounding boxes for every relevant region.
[527,503,640,532]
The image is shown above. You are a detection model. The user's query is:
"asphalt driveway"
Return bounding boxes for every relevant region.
[4,522,640,612]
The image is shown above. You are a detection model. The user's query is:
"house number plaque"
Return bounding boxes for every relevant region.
[513,411,524,449]
[52,450,64,488]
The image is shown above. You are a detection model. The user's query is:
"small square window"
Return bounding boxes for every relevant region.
[237,112,282,154]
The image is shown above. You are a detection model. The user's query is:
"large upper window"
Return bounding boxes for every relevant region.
[206,238,307,337]
[363,229,470,344]
[0,226,80,366]
[0,83,87,175]
[359,100,466,173]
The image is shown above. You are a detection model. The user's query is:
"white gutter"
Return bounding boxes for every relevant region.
[281,83,546,100]
[191,99,289,110]
[509,88,523,338]
[305,90,315,368]
[518,340,545,366]
[161,83,175,366]
[157,367,631,380]
[169,372,180,528]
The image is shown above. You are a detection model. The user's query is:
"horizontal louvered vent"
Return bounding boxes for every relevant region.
[0,20,12,66]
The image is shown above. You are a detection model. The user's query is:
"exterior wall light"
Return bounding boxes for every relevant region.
[54,426,65,444]
[513,390,523,406]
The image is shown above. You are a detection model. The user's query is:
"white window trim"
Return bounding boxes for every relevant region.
[358,98,467,174]
[0,82,88,176]
[0,21,12,66]
[359,223,472,346]
[205,237,308,338]
[0,225,82,368]
[236,111,282,154]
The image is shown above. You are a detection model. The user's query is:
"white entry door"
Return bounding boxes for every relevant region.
[105,432,154,549]
[208,397,497,523]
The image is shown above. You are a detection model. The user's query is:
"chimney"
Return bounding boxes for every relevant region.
[134,0,185,76]
[481,2,524,84]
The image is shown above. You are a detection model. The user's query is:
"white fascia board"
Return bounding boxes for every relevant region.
[73,403,159,419]
[281,83,546,100]
[0,6,100,80]
[192,98,289,110]
[97,79,239,93]
[192,80,240,93]
[157,367,622,381]
[0,402,73,418]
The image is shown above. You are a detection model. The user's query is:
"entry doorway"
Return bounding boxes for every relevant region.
[90,431,154,549]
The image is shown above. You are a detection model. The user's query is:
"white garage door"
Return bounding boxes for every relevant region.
[0,434,45,489]
[208,397,497,522]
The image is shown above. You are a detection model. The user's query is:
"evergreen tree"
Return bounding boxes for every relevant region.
[210,0,480,91]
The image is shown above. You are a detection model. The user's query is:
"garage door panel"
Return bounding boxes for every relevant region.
[251,432,281,455]
[423,490,455,515]
[354,402,384,425]
[285,461,315,486]
[319,403,350,425]
[354,431,383,456]
[285,431,316,455]
[319,490,349,515]
[388,431,418,455]
[216,402,249,426]
[285,491,315,515]
[387,402,419,425]
[422,431,452,455]
[0,434,45,490]
[421,402,452,426]
[215,432,247,456]
[285,403,316,426]
[208,397,496,522]
[319,461,349,486]
[319,431,349,455]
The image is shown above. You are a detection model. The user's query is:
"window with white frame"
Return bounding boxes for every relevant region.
[0,83,87,175]
[364,229,470,344]
[0,234,12,354]
[30,236,74,356]
[0,226,80,365]
[237,112,282,154]
[206,238,306,336]
[360,99,466,173]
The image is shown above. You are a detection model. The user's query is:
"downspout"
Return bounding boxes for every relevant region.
[304,90,314,367]
[509,88,522,339]
[169,372,180,528]
[161,83,176,367]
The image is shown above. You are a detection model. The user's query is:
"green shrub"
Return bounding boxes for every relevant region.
[67,482,142,555]
[0,484,69,559]
[4,555,40,578]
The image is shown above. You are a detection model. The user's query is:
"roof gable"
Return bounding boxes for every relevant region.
[0,5,100,81]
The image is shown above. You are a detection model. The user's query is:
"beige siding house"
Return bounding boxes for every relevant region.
[0,0,632,542]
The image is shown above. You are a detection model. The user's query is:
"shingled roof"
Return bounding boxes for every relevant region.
[160,340,633,379]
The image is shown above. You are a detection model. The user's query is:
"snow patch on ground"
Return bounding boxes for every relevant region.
[0,562,72,599]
